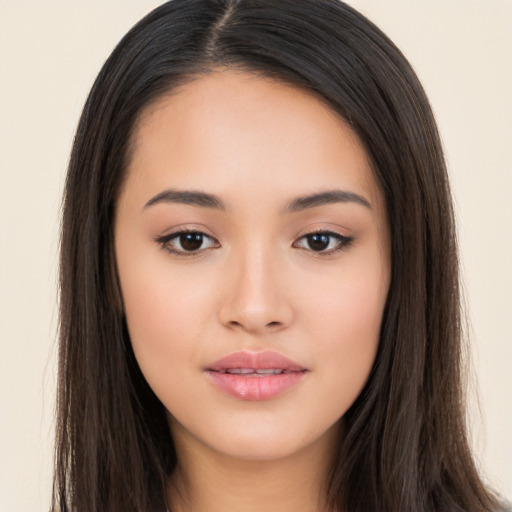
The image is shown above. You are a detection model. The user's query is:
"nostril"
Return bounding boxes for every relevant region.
[226,320,282,330]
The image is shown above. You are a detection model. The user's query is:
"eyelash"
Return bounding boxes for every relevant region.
[155,229,354,258]
[292,230,354,255]
[155,229,220,257]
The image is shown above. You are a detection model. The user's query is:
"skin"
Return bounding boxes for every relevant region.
[115,70,391,512]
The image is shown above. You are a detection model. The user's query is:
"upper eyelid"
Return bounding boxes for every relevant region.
[299,229,346,237]
[156,231,219,246]
[155,228,352,251]
[160,228,213,238]
[293,222,350,237]
[156,228,347,239]
[155,226,217,241]
[294,231,352,245]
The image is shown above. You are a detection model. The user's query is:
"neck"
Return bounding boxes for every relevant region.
[166,424,340,512]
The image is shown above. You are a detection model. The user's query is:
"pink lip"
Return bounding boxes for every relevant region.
[205,351,308,401]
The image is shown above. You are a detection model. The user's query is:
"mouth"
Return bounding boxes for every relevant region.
[206,351,308,401]
[215,368,301,376]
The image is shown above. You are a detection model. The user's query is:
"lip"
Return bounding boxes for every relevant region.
[205,351,308,401]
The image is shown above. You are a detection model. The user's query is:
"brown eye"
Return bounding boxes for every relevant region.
[293,231,353,254]
[179,232,204,251]
[306,233,330,251]
[156,230,220,256]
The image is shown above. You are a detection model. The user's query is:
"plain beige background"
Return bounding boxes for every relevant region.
[0,1,510,510]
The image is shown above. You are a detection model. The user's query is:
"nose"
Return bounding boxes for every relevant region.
[218,245,294,334]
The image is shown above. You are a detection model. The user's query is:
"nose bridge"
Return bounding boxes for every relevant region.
[219,237,292,332]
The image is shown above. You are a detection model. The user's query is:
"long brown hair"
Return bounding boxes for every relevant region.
[53,1,502,510]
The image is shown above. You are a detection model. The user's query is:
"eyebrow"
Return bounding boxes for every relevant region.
[144,189,226,210]
[144,188,371,212]
[285,190,371,212]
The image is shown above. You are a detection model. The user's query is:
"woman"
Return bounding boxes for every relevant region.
[52,0,505,511]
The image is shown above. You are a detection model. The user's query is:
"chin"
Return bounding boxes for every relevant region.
[169,408,341,464]
[212,435,301,461]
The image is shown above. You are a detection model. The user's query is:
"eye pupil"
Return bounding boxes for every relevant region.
[180,232,203,251]
[307,234,330,251]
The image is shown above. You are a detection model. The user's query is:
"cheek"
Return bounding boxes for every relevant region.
[303,248,387,343]
[124,272,210,337]
[301,256,388,407]
[117,250,219,390]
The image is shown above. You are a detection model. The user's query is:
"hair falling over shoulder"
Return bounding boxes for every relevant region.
[53,1,505,511]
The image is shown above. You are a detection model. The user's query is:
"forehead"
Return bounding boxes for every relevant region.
[124,70,382,209]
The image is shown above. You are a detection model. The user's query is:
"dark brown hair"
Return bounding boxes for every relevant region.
[53,1,502,510]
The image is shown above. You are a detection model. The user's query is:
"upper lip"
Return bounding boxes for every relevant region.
[207,350,307,372]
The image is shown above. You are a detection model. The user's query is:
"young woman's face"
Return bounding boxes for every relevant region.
[115,71,390,461]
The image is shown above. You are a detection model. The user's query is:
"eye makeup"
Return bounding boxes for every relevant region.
[154,228,354,258]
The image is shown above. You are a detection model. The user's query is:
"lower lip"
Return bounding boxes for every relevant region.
[207,371,307,401]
